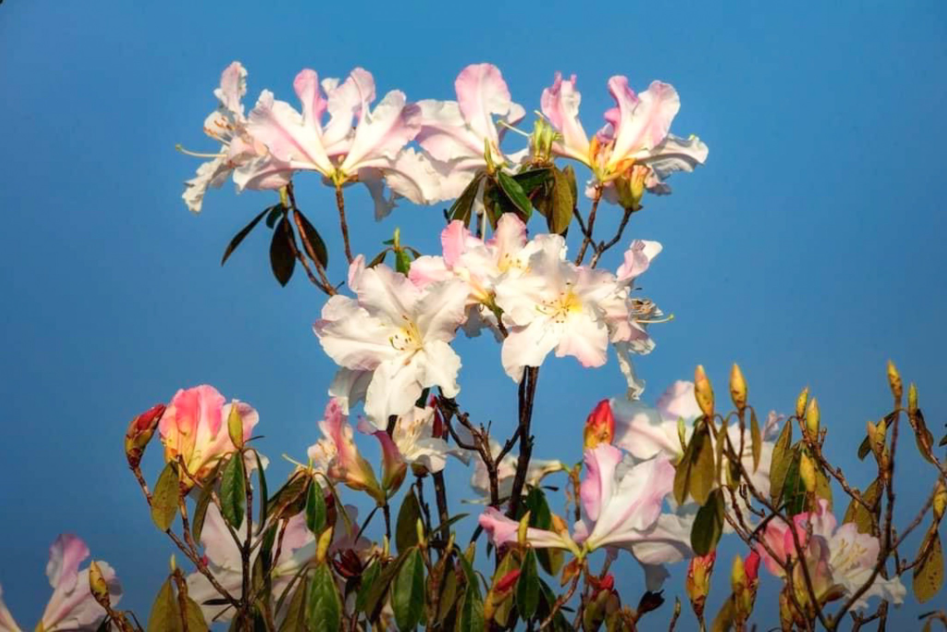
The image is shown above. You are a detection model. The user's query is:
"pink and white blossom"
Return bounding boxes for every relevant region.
[0,535,122,632]
[158,384,259,484]
[307,399,384,502]
[314,262,468,428]
[540,72,708,204]
[182,61,291,213]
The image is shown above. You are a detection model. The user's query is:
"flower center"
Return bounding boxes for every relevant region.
[389,319,423,353]
[538,288,583,323]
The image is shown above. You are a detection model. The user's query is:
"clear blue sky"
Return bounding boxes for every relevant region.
[1,0,945,625]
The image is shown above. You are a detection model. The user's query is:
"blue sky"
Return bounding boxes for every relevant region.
[1,0,946,625]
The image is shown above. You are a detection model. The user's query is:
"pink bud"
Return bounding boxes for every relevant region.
[745,550,761,583]
[583,400,615,449]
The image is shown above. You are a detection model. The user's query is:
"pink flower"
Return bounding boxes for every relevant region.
[540,72,708,206]
[0,535,122,632]
[181,61,291,213]
[477,507,578,554]
[417,64,527,198]
[310,399,385,504]
[158,385,259,484]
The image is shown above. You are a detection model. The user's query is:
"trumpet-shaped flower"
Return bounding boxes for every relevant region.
[314,261,469,428]
[308,399,385,502]
[245,68,444,218]
[478,507,578,554]
[540,72,708,205]
[381,404,469,475]
[494,235,623,381]
[756,501,906,610]
[181,61,291,213]
[158,385,259,484]
[0,535,122,632]
[417,63,527,198]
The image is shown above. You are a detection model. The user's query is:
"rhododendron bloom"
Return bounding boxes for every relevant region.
[246,68,443,218]
[417,63,527,197]
[478,507,580,555]
[756,501,906,610]
[314,261,468,428]
[308,399,385,503]
[158,384,259,484]
[494,235,623,380]
[382,404,468,475]
[0,535,122,632]
[541,72,708,204]
[182,61,291,213]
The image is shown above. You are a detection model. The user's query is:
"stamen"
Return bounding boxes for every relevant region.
[637,314,675,325]
[497,120,531,138]
[175,144,226,159]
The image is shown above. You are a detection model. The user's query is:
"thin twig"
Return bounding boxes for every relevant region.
[335,185,354,263]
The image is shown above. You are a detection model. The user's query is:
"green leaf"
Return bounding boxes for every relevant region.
[150,462,180,532]
[269,217,296,286]
[857,436,872,460]
[546,167,575,235]
[710,595,735,632]
[305,480,327,535]
[355,559,381,614]
[267,472,310,520]
[842,479,881,534]
[146,577,182,632]
[222,207,271,265]
[393,548,425,631]
[524,489,563,575]
[770,417,794,503]
[265,204,285,228]
[395,249,412,275]
[516,549,541,619]
[749,408,762,472]
[512,168,552,193]
[449,173,485,226]
[396,491,422,553]
[367,250,389,268]
[913,409,937,464]
[436,560,460,624]
[779,449,807,515]
[293,209,330,269]
[363,554,409,620]
[562,165,578,202]
[914,528,944,604]
[183,597,209,632]
[220,454,247,528]
[490,552,519,627]
[496,171,533,219]
[459,584,485,632]
[691,489,725,556]
[279,577,308,632]
[192,483,213,543]
[687,424,715,505]
[307,564,342,632]
[673,438,696,505]
[252,450,268,527]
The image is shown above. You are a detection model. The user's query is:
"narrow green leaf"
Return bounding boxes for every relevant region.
[459,584,485,632]
[306,480,327,534]
[393,548,425,631]
[690,425,716,505]
[691,489,725,556]
[222,208,271,265]
[673,436,697,505]
[749,408,762,472]
[913,409,937,464]
[516,549,541,619]
[547,167,575,235]
[436,561,459,624]
[252,450,268,527]
[395,249,412,275]
[150,462,180,532]
[842,479,881,534]
[512,168,552,193]
[279,577,308,632]
[269,217,296,286]
[265,204,285,228]
[524,489,564,575]
[363,554,408,619]
[227,403,244,450]
[770,417,794,503]
[710,595,735,632]
[496,171,533,219]
[192,483,213,543]
[267,472,310,520]
[183,597,209,632]
[857,436,872,460]
[396,491,422,553]
[355,560,381,614]
[307,564,342,632]
[146,577,182,632]
[562,165,578,201]
[220,454,246,528]
[914,529,944,603]
[294,209,329,269]
[449,173,484,226]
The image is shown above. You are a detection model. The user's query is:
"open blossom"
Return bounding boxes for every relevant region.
[540,72,708,206]
[182,61,291,214]
[158,385,259,484]
[0,535,122,632]
[187,503,368,623]
[246,68,446,218]
[314,260,468,428]
[308,399,385,503]
[756,500,906,610]
[374,404,469,475]
[417,63,527,198]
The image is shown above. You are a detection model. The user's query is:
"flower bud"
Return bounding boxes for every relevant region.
[685,551,716,618]
[744,550,761,584]
[795,386,809,420]
[88,560,111,609]
[934,480,947,522]
[416,518,427,550]
[886,360,903,405]
[805,397,820,439]
[316,527,334,564]
[583,400,615,450]
[799,453,817,493]
[729,364,748,411]
[908,383,918,416]
[694,365,714,419]
[730,554,746,592]
[614,165,648,212]
[124,403,166,469]
[495,568,521,594]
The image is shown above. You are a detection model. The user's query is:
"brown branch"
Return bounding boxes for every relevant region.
[334,185,354,263]
[507,366,540,519]
[589,206,633,268]
[574,193,602,265]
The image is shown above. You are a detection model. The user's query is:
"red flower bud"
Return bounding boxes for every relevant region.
[495,568,521,594]
[124,403,166,469]
[583,400,615,450]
